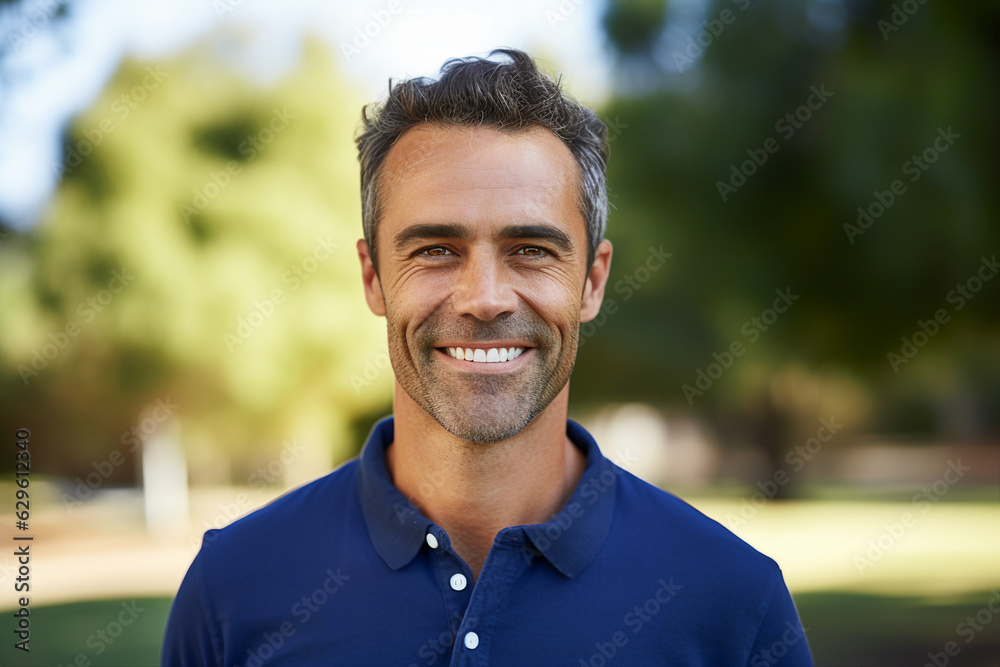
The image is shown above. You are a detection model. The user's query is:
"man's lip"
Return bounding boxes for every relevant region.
[434,343,534,350]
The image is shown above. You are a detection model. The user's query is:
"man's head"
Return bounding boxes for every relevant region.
[355,48,613,444]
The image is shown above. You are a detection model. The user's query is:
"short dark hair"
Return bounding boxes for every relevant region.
[355,47,609,276]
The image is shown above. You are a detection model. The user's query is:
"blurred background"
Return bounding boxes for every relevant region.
[0,0,997,664]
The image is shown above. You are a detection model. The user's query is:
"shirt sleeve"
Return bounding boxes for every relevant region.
[161,536,223,667]
[744,569,813,667]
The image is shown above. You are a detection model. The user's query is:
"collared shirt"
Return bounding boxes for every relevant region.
[162,416,813,666]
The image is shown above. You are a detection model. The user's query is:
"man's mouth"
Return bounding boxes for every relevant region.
[437,346,528,364]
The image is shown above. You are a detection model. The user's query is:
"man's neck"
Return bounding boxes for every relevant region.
[384,382,587,582]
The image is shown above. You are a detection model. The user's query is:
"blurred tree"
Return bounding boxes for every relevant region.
[0,37,393,486]
[570,0,1000,494]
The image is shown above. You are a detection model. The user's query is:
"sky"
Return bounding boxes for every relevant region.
[0,0,616,229]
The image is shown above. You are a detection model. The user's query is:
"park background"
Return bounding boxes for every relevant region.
[0,0,997,664]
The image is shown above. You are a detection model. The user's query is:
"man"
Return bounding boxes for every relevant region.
[162,48,813,666]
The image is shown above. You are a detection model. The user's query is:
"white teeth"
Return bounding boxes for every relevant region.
[445,347,525,363]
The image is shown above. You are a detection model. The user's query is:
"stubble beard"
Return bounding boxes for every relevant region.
[386,309,579,444]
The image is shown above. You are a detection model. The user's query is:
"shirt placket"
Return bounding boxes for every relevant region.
[427,527,528,667]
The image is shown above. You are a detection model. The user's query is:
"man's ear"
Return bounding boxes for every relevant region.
[357,239,386,317]
[580,239,613,323]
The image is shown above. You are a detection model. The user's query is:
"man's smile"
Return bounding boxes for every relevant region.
[433,345,535,372]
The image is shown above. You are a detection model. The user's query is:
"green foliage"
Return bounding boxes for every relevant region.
[572,0,999,440]
[0,38,392,481]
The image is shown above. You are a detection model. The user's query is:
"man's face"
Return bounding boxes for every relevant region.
[358,124,611,444]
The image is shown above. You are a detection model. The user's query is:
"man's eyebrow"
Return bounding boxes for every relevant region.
[393,222,574,254]
[496,224,574,254]
[393,223,471,251]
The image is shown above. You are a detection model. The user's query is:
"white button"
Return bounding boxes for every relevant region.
[425,533,439,549]
[464,631,479,649]
[450,573,467,591]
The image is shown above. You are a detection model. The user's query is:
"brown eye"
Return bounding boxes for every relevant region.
[422,246,451,256]
[517,246,546,256]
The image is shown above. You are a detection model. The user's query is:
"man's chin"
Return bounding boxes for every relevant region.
[430,400,538,444]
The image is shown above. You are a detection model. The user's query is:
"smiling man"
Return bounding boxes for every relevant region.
[162,48,813,666]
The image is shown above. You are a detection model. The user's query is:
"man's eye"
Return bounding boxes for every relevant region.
[420,246,452,257]
[517,246,547,257]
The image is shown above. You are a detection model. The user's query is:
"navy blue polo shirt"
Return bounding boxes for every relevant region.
[162,416,813,666]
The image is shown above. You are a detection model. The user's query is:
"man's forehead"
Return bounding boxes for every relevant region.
[382,123,573,177]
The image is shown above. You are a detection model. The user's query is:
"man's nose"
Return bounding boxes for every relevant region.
[450,250,518,322]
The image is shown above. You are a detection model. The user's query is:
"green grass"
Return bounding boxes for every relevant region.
[0,597,171,667]
[797,590,1000,666]
[0,591,997,665]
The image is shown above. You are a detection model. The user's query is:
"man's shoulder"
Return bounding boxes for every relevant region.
[611,465,780,578]
[195,457,362,559]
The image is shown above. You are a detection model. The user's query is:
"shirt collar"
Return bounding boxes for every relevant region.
[358,415,617,578]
